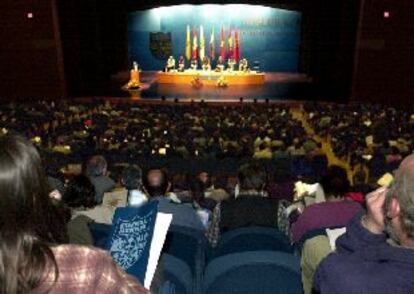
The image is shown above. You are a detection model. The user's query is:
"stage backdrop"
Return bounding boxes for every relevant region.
[128,5,302,72]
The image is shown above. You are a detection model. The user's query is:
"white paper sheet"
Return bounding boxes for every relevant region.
[144,212,173,289]
[326,227,346,251]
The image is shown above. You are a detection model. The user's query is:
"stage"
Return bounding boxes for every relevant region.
[110,71,315,102]
[157,70,265,86]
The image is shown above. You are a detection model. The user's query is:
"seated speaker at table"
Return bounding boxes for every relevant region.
[190,58,198,70]
[239,58,249,72]
[202,56,211,71]
[178,56,185,72]
[165,56,176,72]
[215,56,225,72]
[227,58,236,72]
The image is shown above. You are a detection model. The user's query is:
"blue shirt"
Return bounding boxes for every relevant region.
[314,212,414,294]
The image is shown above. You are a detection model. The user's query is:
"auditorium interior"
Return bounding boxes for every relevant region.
[0,0,414,293]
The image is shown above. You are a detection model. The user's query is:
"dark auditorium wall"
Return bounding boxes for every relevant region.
[57,0,128,97]
[352,0,414,105]
[0,0,66,100]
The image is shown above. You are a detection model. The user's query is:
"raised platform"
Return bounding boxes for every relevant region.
[157,70,266,85]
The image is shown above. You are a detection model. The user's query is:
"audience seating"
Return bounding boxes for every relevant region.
[88,222,111,249]
[203,251,302,294]
[158,254,193,294]
[162,225,209,293]
[211,226,293,260]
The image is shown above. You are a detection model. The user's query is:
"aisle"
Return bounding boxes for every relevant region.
[291,107,354,183]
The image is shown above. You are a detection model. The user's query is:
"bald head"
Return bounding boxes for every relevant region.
[395,154,414,179]
[144,169,170,198]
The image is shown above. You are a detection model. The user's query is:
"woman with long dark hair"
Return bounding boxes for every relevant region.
[0,135,148,293]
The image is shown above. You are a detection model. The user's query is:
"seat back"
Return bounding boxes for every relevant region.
[212,226,293,259]
[158,254,193,294]
[204,251,301,294]
[163,225,208,293]
[88,222,112,249]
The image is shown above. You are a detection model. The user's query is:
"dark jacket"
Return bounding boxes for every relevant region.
[90,175,116,204]
[152,197,205,231]
[314,212,414,294]
[220,195,279,233]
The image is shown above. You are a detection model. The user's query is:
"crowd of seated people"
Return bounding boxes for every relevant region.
[0,100,316,161]
[304,102,413,173]
[2,99,414,293]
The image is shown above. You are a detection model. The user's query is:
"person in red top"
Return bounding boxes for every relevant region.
[291,165,362,243]
[0,135,148,294]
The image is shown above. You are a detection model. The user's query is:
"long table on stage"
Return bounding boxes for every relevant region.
[157,70,265,85]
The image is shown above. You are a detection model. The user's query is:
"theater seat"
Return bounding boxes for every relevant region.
[88,223,112,249]
[157,254,193,294]
[162,225,208,293]
[212,226,293,259]
[204,251,302,294]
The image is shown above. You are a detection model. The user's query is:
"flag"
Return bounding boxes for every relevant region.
[199,25,205,61]
[209,27,215,60]
[234,28,240,61]
[192,27,198,60]
[220,26,225,59]
[227,26,234,60]
[185,25,191,60]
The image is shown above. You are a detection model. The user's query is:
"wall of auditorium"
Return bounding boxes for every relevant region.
[128,5,302,72]
[352,0,414,104]
[0,0,66,99]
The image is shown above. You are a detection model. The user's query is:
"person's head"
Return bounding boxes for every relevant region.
[384,167,414,245]
[143,168,170,197]
[353,169,367,186]
[85,155,107,177]
[63,174,96,209]
[189,177,206,203]
[122,165,143,191]
[197,171,211,187]
[237,162,267,195]
[321,165,350,200]
[0,135,67,293]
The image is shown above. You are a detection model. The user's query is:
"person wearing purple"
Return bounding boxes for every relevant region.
[291,165,362,243]
[314,155,414,293]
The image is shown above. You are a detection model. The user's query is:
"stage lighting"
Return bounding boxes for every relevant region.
[384,11,390,18]
[27,12,34,19]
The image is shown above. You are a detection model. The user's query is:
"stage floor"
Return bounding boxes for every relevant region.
[109,71,316,102]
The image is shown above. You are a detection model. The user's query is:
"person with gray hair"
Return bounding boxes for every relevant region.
[85,155,116,203]
[313,156,414,293]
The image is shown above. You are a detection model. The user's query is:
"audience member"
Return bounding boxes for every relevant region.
[291,165,362,243]
[0,135,147,293]
[144,168,205,230]
[314,155,414,293]
[207,162,287,247]
[85,155,116,203]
